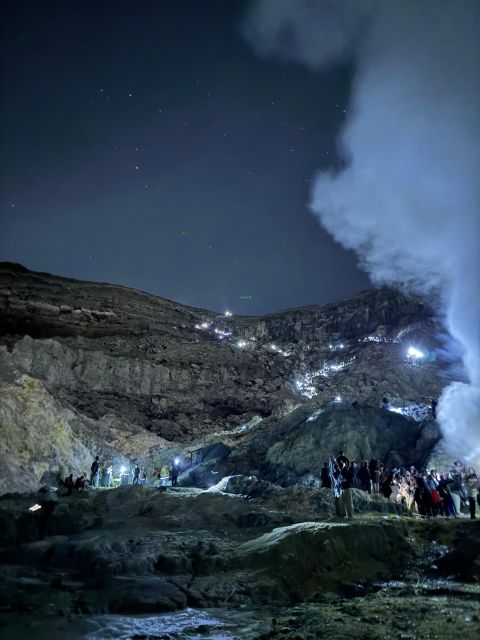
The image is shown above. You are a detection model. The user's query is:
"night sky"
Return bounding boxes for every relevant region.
[0,0,370,315]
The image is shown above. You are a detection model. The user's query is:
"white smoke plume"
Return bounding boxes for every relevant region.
[242,0,480,462]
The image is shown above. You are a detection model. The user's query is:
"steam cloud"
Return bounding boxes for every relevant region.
[242,0,480,461]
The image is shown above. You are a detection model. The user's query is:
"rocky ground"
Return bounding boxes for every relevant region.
[0,482,479,639]
[0,264,474,638]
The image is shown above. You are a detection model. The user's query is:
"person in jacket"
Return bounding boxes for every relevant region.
[90,456,100,487]
[466,470,478,519]
[358,461,371,492]
[133,464,141,485]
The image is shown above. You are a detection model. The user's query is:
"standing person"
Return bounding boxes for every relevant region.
[170,459,180,486]
[437,474,455,517]
[140,468,147,485]
[321,462,331,488]
[63,473,74,496]
[358,461,371,492]
[347,462,359,489]
[380,470,393,499]
[133,464,141,485]
[330,462,345,517]
[336,451,350,471]
[449,468,464,516]
[34,486,58,540]
[466,470,478,519]
[90,456,100,487]
[340,469,354,519]
[369,459,382,493]
[415,475,433,517]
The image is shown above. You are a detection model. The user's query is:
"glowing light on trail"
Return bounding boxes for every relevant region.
[407,346,425,360]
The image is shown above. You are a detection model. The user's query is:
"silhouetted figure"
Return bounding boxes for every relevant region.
[340,465,354,518]
[466,470,478,519]
[437,475,455,516]
[380,471,393,499]
[170,460,180,486]
[414,476,433,517]
[64,473,74,496]
[74,475,86,491]
[358,461,371,492]
[133,464,140,485]
[90,456,100,487]
[321,462,331,489]
[336,451,350,471]
[431,398,438,420]
[369,458,383,493]
[347,462,359,489]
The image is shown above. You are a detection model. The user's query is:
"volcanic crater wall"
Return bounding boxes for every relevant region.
[0,262,450,493]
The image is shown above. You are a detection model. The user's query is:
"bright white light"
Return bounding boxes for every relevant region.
[334,396,342,403]
[389,407,404,415]
[174,458,180,465]
[200,322,210,329]
[388,403,430,422]
[339,343,344,349]
[407,346,425,359]
[224,310,232,317]
[237,340,247,348]
[29,504,41,512]
[214,328,232,338]
[120,466,126,474]
[271,344,277,350]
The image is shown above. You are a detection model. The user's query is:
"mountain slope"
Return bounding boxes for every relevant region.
[0,263,452,492]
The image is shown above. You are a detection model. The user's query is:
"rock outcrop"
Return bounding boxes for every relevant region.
[0,262,454,493]
[0,484,478,633]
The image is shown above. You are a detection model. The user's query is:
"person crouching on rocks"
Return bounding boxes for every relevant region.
[74,474,86,492]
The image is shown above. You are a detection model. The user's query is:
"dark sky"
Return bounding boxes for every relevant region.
[0,0,370,315]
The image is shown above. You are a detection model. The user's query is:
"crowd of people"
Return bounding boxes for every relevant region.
[58,451,479,522]
[61,457,149,494]
[323,451,479,519]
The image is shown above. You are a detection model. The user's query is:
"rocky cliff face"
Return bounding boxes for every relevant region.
[0,262,453,493]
